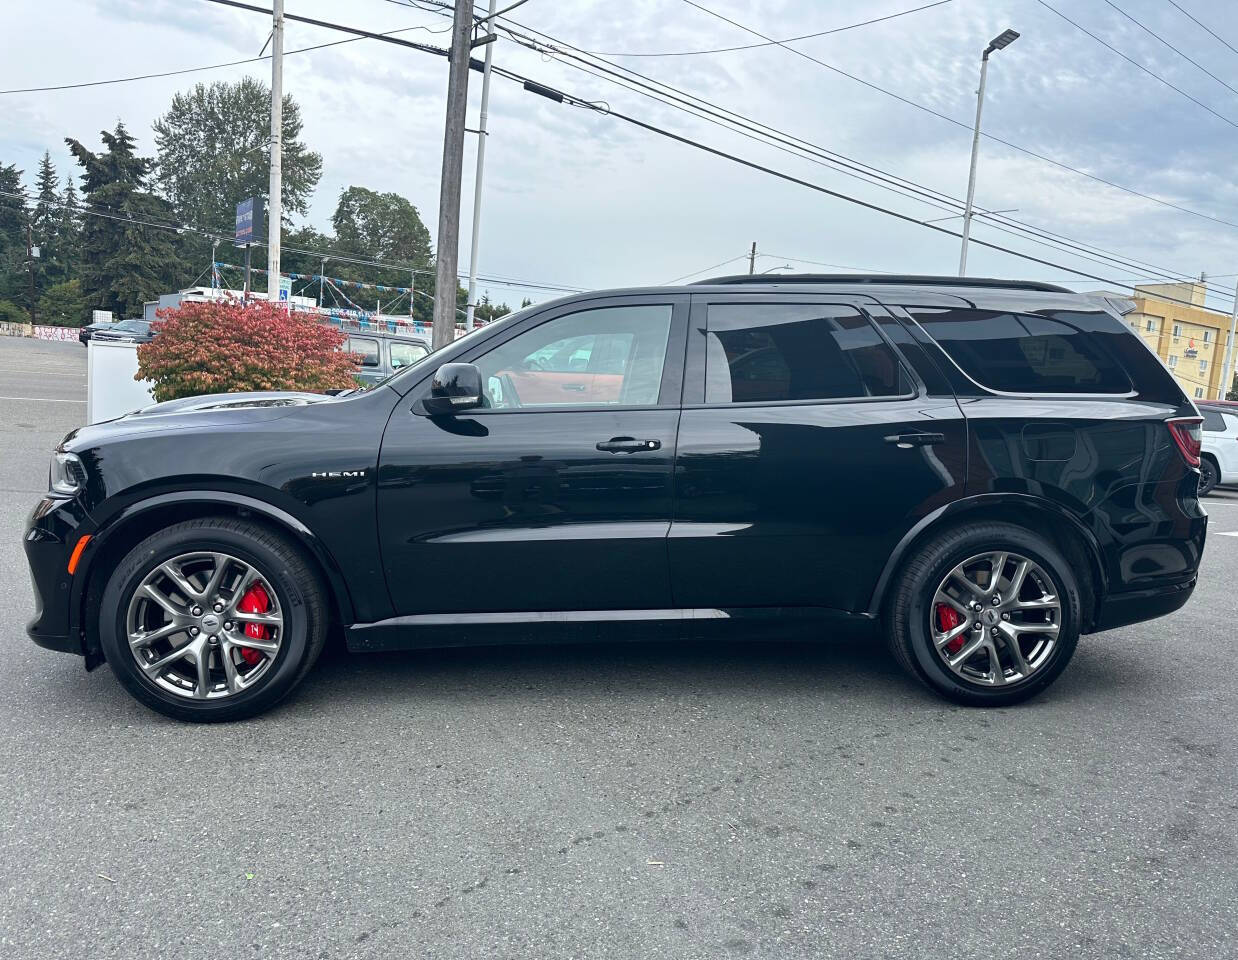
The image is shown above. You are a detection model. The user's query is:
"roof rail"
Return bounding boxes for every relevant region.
[690,273,1073,294]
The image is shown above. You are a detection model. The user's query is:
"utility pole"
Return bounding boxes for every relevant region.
[1221,278,1238,401]
[318,256,329,307]
[959,29,1019,276]
[267,0,284,301]
[432,0,475,348]
[210,238,220,292]
[748,241,757,275]
[465,0,499,332]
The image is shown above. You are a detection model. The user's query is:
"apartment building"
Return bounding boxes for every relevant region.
[1124,281,1235,401]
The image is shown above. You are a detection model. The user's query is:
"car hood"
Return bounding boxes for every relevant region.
[62,390,333,450]
[131,391,329,414]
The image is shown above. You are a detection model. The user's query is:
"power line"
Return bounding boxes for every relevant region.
[1163,0,1238,60]
[203,0,449,57]
[583,0,953,58]
[759,253,892,274]
[491,14,1235,295]
[219,1,1236,307]
[663,0,1238,232]
[0,188,584,294]
[588,101,1228,303]
[1100,0,1238,99]
[660,254,750,285]
[23,3,1229,312]
[0,19,449,95]
[1035,0,1238,128]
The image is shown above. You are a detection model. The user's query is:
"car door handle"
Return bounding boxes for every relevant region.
[597,437,661,453]
[562,383,587,391]
[884,432,946,448]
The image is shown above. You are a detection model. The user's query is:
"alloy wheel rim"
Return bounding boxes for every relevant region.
[929,550,1061,687]
[125,551,284,700]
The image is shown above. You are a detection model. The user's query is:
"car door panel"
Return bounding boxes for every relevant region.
[669,293,967,613]
[377,295,689,616]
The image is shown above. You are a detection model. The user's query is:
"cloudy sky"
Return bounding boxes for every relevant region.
[5,0,1238,310]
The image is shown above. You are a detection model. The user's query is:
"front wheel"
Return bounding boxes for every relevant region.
[97,517,328,722]
[885,522,1081,707]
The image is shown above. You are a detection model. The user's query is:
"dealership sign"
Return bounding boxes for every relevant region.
[235,197,264,247]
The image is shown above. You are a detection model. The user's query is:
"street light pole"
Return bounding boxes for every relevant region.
[1221,278,1238,401]
[959,28,1019,277]
[465,0,500,331]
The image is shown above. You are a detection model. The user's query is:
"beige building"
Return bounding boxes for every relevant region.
[1125,281,1235,401]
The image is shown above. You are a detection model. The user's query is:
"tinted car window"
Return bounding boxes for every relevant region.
[704,303,909,404]
[390,340,428,369]
[474,304,672,408]
[347,337,380,367]
[1201,409,1226,432]
[909,307,1130,394]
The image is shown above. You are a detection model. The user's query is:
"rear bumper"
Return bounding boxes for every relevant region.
[23,496,90,658]
[1091,577,1197,633]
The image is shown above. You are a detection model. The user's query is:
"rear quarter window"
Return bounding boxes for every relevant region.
[1201,409,1227,432]
[907,307,1131,395]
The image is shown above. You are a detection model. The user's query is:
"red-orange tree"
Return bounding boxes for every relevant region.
[137,299,359,401]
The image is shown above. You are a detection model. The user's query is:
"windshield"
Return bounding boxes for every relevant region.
[114,320,150,332]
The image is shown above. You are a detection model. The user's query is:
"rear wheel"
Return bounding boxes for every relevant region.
[1199,457,1219,496]
[98,517,328,722]
[886,522,1081,706]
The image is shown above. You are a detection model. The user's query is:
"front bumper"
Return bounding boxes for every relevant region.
[24,496,91,656]
[1092,577,1197,633]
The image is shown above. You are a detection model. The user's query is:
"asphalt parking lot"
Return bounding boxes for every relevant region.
[1,335,1235,959]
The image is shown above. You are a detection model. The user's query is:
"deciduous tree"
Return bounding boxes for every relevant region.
[153,78,322,236]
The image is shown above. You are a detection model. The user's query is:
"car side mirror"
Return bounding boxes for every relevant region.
[424,362,484,415]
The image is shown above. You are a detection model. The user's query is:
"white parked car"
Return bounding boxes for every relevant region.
[1200,404,1238,495]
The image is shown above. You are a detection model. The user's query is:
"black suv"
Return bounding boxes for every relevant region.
[24,275,1207,721]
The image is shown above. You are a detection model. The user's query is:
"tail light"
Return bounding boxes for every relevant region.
[1167,417,1203,467]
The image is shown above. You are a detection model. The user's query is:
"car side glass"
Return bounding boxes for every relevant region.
[471,304,673,409]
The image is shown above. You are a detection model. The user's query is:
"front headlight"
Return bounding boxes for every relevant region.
[50,451,86,496]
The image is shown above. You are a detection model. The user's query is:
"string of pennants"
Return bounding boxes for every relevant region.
[211,261,439,332]
[214,262,420,296]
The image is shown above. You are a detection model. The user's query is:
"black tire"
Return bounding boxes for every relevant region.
[97,517,328,722]
[885,522,1081,707]
[1199,457,1220,496]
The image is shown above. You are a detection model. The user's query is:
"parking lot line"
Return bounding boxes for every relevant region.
[0,395,86,403]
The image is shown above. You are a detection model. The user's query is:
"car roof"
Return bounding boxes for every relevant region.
[691,273,1073,294]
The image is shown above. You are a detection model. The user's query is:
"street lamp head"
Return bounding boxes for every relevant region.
[985,28,1020,56]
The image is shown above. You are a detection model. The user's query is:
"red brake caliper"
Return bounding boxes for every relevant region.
[236,582,271,666]
[936,603,967,655]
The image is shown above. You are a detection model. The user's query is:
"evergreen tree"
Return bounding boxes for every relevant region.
[66,123,185,318]
[60,174,81,280]
[31,152,65,292]
[0,162,27,309]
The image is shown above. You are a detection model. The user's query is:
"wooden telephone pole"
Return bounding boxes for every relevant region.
[432,0,475,349]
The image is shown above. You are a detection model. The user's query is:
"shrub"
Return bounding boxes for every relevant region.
[136,298,359,402]
[38,280,89,327]
[0,300,28,325]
